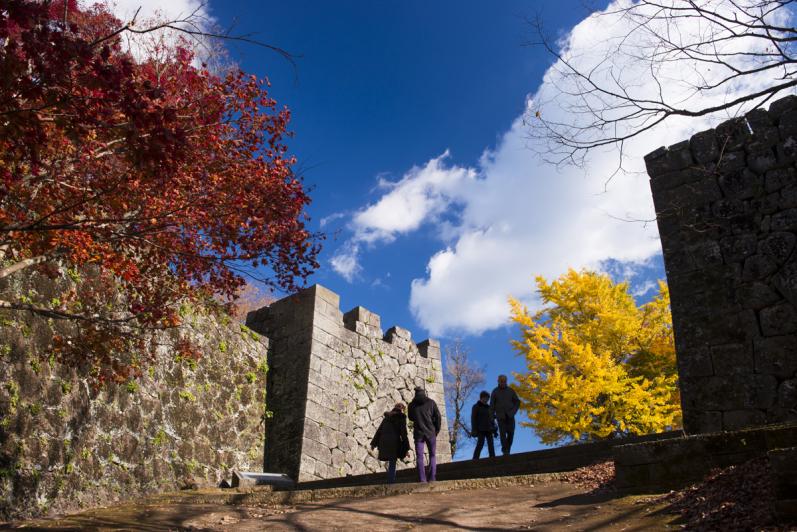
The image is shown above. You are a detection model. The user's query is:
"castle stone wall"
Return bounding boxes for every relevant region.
[646,95,797,433]
[247,284,451,482]
[0,274,270,521]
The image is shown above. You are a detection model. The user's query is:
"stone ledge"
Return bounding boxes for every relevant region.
[614,422,797,493]
[295,429,683,492]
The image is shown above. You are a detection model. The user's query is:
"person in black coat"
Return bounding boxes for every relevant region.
[490,374,521,455]
[370,403,409,484]
[471,390,496,459]
[407,386,441,482]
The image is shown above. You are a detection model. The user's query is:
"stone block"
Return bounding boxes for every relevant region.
[770,95,797,116]
[310,284,341,308]
[231,471,292,489]
[690,128,720,164]
[746,109,779,146]
[303,419,321,443]
[751,374,779,409]
[771,207,797,231]
[680,374,772,411]
[343,306,381,329]
[765,167,795,193]
[759,232,795,266]
[742,254,778,281]
[657,169,716,198]
[719,168,763,199]
[384,326,411,343]
[645,141,694,176]
[780,185,797,209]
[713,199,746,220]
[767,407,797,424]
[776,138,797,165]
[676,346,714,378]
[682,409,723,434]
[760,303,797,336]
[780,110,797,139]
[716,116,752,151]
[746,143,778,174]
[657,178,723,212]
[353,321,370,336]
[313,313,342,337]
[737,282,782,310]
[417,339,441,359]
[340,327,359,347]
[722,409,766,430]
[686,240,723,268]
[778,379,797,408]
[750,192,781,214]
[710,343,753,375]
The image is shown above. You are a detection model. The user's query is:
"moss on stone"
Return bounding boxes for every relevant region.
[178,390,196,402]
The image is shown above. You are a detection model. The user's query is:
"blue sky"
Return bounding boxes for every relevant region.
[208,0,666,455]
[106,0,786,457]
[211,1,620,454]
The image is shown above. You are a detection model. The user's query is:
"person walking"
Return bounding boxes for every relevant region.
[490,374,520,455]
[370,403,410,484]
[407,386,441,482]
[471,390,496,459]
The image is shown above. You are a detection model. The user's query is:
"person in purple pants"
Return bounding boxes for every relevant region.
[407,386,441,482]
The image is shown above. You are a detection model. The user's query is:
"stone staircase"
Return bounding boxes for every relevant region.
[290,430,683,491]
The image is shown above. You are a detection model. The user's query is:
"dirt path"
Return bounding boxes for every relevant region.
[10,481,677,531]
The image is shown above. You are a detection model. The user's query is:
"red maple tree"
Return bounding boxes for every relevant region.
[0,1,319,382]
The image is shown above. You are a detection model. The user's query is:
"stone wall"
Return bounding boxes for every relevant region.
[0,272,270,520]
[614,422,797,493]
[246,284,451,482]
[646,95,797,433]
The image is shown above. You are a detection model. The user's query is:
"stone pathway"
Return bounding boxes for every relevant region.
[9,481,677,531]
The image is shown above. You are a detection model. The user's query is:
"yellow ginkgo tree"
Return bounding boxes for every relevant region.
[509,269,681,445]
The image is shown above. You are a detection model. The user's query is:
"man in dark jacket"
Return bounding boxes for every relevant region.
[471,390,495,459]
[370,403,409,484]
[407,386,441,482]
[490,374,520,455]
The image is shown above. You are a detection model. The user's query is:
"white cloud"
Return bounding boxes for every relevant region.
[331,0,794,335]
[408,115,663,335]
[352,152,476,244]
[330,153,476,279]
[330,243,362,282]
[319,212,346,228]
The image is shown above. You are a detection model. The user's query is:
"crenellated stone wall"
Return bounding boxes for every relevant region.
[246,284,451,482]
[646,95,797,434]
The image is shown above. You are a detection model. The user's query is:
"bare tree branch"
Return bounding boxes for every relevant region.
[443,340,485,458]
[527,1,797,168]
